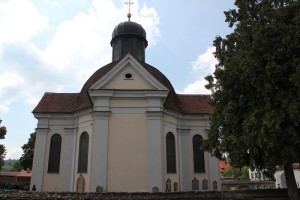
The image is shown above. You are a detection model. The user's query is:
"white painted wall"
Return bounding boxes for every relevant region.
[275,169,300,188]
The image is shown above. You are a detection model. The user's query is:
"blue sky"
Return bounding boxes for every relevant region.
[0,0,235,159]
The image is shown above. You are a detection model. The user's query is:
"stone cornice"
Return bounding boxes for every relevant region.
[35,128,49,134]
[146,111,163,119]
[91,111,111,119]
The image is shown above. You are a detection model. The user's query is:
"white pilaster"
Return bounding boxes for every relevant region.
[178,128,191,191]
[147,111,163,192]
[30,128,48,191]
[91,111,110,192]
[209,155,221,190]
[61,128,76,191]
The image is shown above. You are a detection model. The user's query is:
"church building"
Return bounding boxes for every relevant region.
[30,14,220,192]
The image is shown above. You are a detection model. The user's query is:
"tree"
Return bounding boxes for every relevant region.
[0,119,7,171]
[204,0,300,199]
[20,132,36,171]
[11,159,22,172]
[223,165,249,180]
[2,159,20,172]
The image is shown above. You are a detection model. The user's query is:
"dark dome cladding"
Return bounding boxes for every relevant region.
[112,21,147,39]
[111,21,148,62]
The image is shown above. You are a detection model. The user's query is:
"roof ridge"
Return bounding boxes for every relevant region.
[177,94,211,96]
[44,92,79,95]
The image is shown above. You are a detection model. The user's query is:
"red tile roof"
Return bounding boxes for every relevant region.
[0,170,31,177]
[178,94,212,114]
[33,61,212,115]
[33,93,79,113]
[219,160,230,173]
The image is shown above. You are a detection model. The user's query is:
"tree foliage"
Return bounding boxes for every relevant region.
[0,119,7,170]
[11,160,22,172]
[0,145,6,170]
[2,159,20,172]
[20,132,36,171]
[223,166,249,180]
[204,0,299,198]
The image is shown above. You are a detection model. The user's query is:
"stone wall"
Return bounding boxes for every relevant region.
[221,180,275,191]
[0,189,297,200]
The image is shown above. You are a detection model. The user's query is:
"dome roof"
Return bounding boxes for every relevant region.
[112,21,146,39]
[110,21,148,62]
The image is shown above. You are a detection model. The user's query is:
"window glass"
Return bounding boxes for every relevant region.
[78,132,89,173]
[136,42,143,61]
[166,132,176,173]
[123,40,132,57]
[113,43,120,61]
[48,134,62,173]
[193,135,205,173]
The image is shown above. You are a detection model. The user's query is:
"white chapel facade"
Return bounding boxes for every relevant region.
[30,16,220,193]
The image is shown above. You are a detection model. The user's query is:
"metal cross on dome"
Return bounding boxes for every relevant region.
[125,0,134,21]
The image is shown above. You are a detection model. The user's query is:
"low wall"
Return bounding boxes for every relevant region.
[221,180,275,191]
[0,189,297,200]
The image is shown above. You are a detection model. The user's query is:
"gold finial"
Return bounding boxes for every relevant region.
[125,0,134,21]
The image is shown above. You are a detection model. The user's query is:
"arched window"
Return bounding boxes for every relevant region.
[78,132,89,173]
[113,42,120,61]
[135,41,144,61]
[166,132,176,173]
[48,134,62,173]
[193,135,205,173]
[122,40,132,57]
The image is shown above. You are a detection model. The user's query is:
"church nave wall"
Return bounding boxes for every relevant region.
[107,113,149,192]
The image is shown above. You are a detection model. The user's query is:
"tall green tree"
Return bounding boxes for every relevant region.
[11,160,22,172]
[204,0,300,199]
[0,119,7,171]
[20,132,36,171]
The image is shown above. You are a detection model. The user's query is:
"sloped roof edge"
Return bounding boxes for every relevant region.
[33,61,212,115]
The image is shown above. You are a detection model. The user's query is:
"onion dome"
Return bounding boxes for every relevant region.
[111,21,148,62]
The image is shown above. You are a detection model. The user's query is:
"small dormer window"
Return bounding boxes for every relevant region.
[125,73,133,79]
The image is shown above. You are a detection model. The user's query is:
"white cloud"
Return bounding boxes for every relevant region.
[0,0,48,46]
[0,0,160,112]
[181,79,211,94]
[138,5,160,46]
[192,46,217,72]
[180,46,217,94]
[0,71,25,112]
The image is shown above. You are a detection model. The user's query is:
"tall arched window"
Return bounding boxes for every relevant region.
[166,132,176,173]
[193,135,205,173]
[135,41,144,61]
[113,42,120,61]
[122,40,132,57]
[78,132,89,173]
[48,134,62,173]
